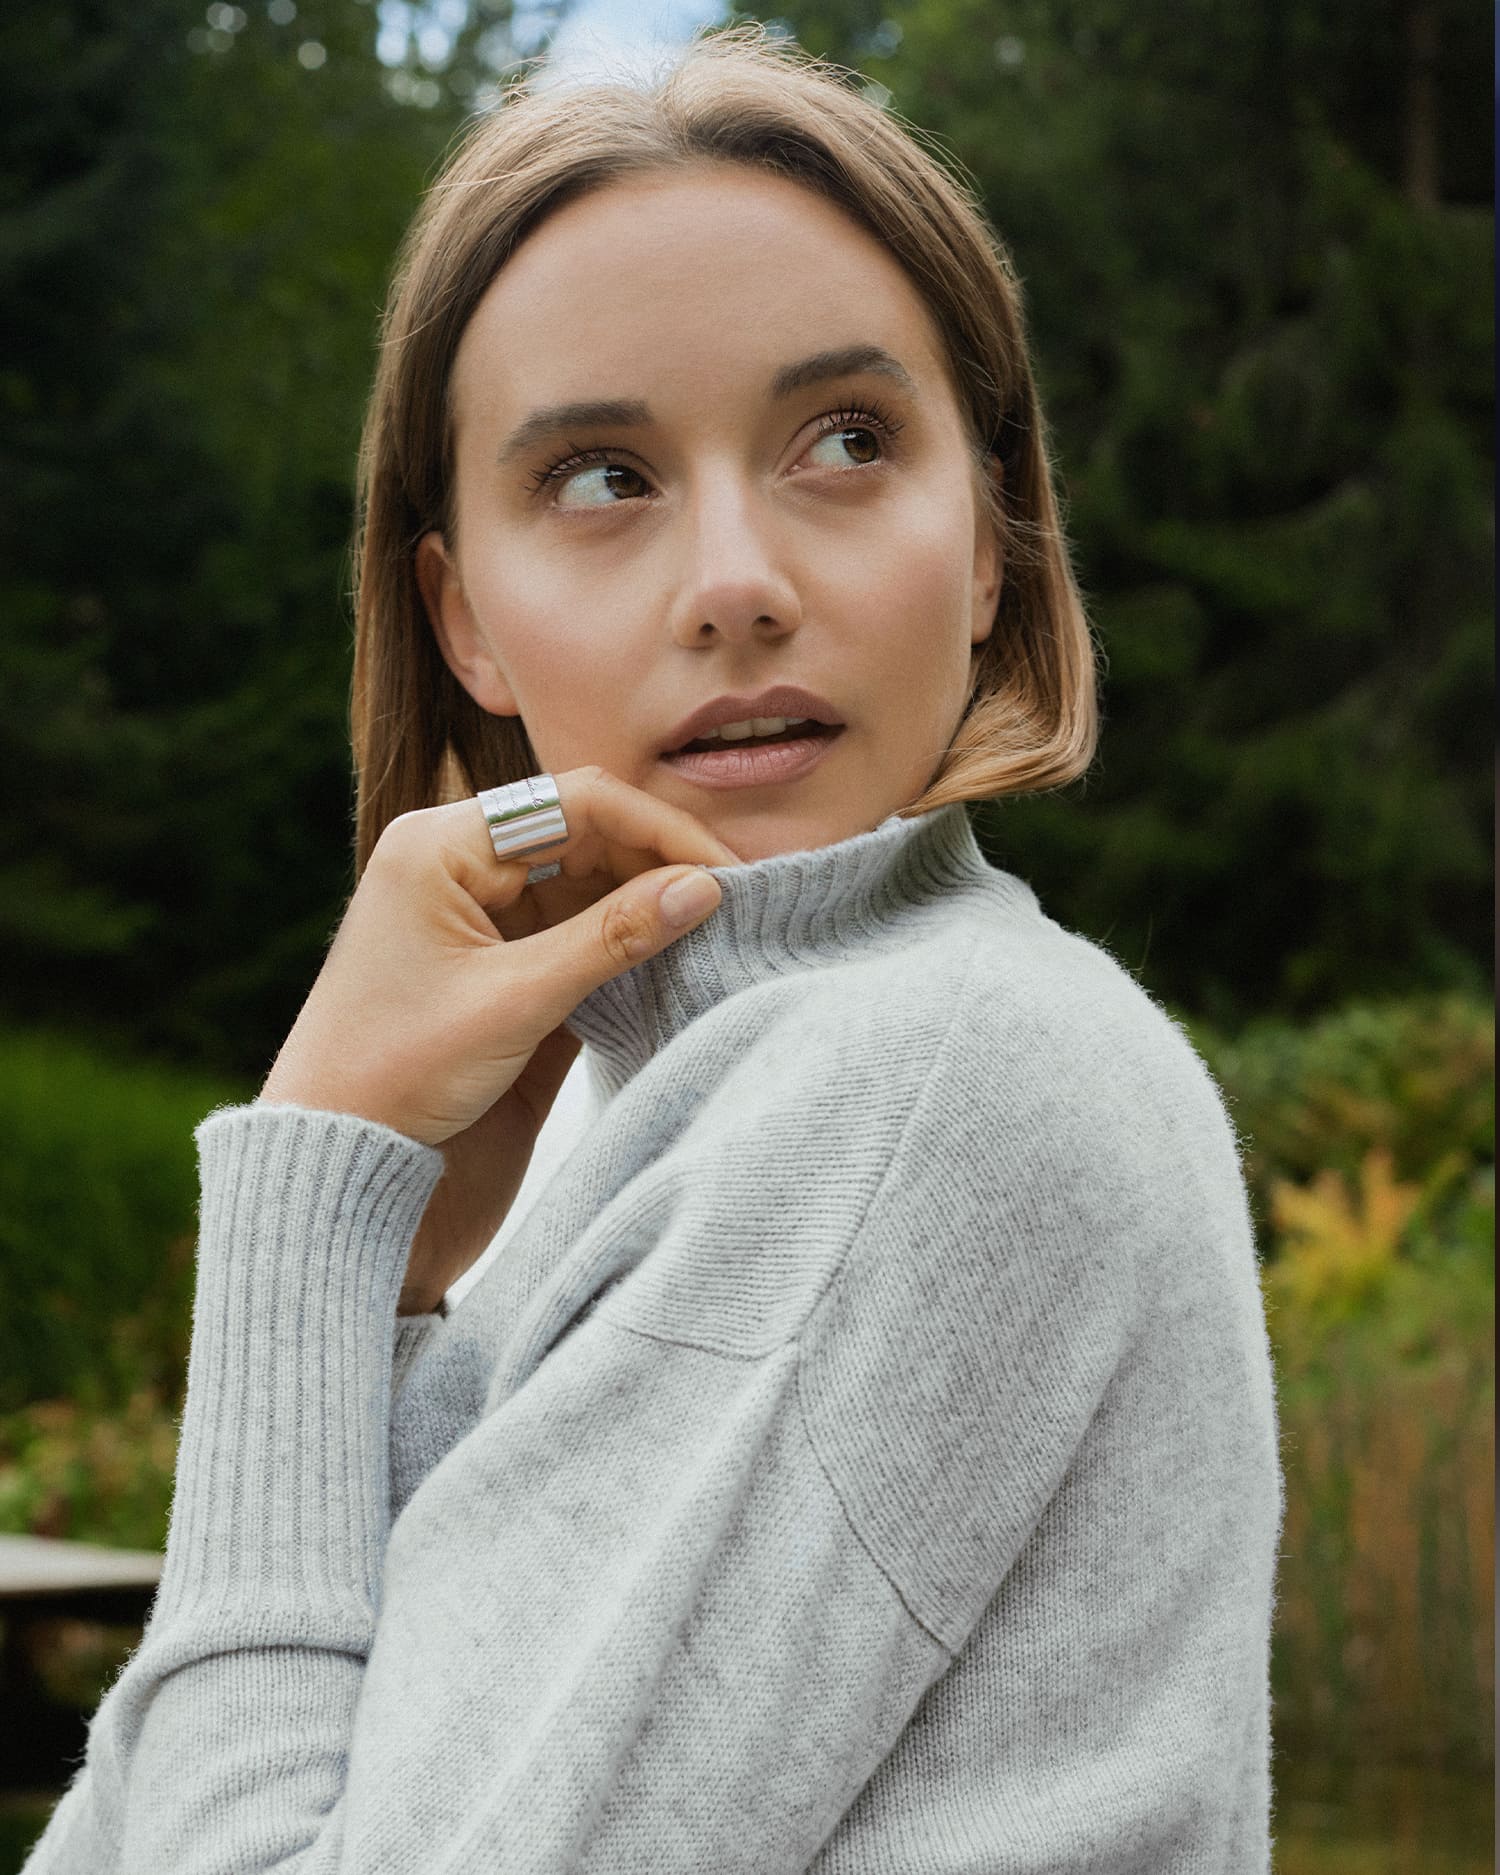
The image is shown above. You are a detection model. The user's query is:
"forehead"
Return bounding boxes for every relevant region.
[450,163,954,425]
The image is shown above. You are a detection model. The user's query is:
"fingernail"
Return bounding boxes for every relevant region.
[660,869,722,927]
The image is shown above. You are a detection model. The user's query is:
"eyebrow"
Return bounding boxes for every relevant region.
[495,343,919,466]
[769,342,918,400]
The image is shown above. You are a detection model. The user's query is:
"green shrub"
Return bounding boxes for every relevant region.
[1181,993,1494,1255]
[0,1386,178,1549]
[0,1026,251,1412]
[1186,995,1498,1774]
[1267,1213,1493,1773]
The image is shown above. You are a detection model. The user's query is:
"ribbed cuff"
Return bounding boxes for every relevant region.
[154,1103,445,1627]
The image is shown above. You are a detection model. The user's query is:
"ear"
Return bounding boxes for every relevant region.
[414,531,519,717]
[970,455,1004,652]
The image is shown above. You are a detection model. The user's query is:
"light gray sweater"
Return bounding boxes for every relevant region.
[24,801,1285,1874]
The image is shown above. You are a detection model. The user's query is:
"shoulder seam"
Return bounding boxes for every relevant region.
[793,1353,958,1655]
[600,1316,767,1364]
[790,927,993,1649]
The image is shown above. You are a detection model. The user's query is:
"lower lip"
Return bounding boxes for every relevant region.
[660,728,844,789]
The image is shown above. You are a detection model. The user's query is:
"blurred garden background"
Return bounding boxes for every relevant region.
[0,0,1492,1868]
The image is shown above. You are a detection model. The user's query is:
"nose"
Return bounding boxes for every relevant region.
[664,467,803,651]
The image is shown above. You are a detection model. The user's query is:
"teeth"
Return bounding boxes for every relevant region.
[700,715,810,743]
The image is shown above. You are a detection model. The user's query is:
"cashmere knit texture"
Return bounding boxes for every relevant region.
[24,801,1285,1875]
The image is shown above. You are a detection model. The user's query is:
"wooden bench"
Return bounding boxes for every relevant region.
[0,1536,162,1791]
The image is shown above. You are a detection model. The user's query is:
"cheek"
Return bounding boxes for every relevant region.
[465,551,604,682]
[450,482,648,759]
[859,513,975,680]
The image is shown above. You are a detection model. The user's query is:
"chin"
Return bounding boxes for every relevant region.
[703,803,883,865]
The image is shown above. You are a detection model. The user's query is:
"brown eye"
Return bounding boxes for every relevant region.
[554,462,650,509]
[813,425,885,472]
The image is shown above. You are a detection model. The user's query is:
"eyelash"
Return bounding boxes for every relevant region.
[524,399,907,501]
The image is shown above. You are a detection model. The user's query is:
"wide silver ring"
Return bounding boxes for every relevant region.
[476,774,568,884]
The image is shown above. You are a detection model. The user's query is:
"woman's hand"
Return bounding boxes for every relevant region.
[256,766,741,1313]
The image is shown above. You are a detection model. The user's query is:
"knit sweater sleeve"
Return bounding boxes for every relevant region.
[22,1103,447,1875]
[23,972,1142,1875]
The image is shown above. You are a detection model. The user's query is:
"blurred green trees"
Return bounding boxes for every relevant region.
[0,0,536,1074]
[0,0,1491,1077]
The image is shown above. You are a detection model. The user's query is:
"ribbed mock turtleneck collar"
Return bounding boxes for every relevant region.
[567,801,1029,1094]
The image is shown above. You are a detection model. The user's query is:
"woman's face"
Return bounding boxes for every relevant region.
[417,162,1000,861]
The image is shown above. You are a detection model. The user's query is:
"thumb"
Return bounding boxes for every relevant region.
[507,865,724,1036]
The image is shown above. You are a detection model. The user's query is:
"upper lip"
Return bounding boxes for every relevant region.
[660,685,845,754]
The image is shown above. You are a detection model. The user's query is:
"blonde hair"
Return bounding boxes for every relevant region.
[350,22,1098,877]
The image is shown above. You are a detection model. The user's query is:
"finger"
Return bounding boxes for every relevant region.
[501,863,725,1039]
[529,767,742,870]
[428,766,742,912]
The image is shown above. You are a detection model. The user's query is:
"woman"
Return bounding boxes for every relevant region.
[26,24,1284,1873]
